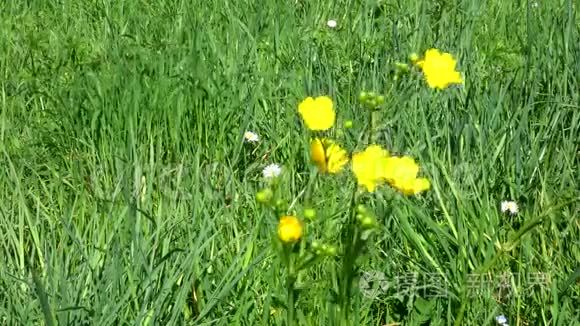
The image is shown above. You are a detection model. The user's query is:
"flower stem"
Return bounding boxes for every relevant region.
[336,186,360,325]
[284,246,296,326]
[336,101,376,324]
[286,273,296,326]
[367,110,374,145]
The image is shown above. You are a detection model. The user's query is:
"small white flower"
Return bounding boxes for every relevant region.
[327,19,337,28]
[495,315,508,325]
[501,201,519,215]
[243,131,259,143]
[531,1,539,8]
[263,164,282,179]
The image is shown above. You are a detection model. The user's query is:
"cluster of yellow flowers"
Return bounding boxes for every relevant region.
[276,48,461,244]
[352,146,430,195]
[297,95,430,195]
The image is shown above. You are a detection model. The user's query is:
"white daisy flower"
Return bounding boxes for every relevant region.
[495,315,508,325]
[263,163,282,179]
[243,131,259,143]
[500,201,519,215]
[327,19,337,28]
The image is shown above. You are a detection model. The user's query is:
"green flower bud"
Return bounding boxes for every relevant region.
[395,62,410,73]
[311,240,321,250]
[304,208,316,220]
[409,52,419,63]
[356,214,365,222]
[356,204,367,214]
[256,188,273,203]
[358,91,369,103]
[325,245,337,256]
[375,95,385,105]
[360,216,376,229]
[343,120,353,129]
[275,199,287,209]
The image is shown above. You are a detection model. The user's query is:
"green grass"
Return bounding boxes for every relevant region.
[1,0,578,324]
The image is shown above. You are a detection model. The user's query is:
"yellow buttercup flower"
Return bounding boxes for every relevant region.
[383,156,419,183]
[351,145,389,192]
[310,138,349,174]
[383,156,430,195]
[410,177,431,195]
[415,49,463,90]
[298,96,336,131]
[389,176,431,195]
[278,216,303,243]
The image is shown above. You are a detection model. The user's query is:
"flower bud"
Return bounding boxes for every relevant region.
[358,91,369,103]
[324,245,337,256]
[343,120,353,129]
[274,199,288,213]
[256,188,273,203]
[409,52,419,63]
[311,240,321,250]
[395,62,409,73]
[356,204,367,214]
[375,95,385,105]
[304,208,316,220]
[360,216,376,229]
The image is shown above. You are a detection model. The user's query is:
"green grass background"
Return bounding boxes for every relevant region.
[1,0,578,324]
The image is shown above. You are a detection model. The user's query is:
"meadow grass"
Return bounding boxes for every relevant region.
[0,0,578,325]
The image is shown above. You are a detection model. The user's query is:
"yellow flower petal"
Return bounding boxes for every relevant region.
[298,96,336,131]
[383,156,419,184]
[326,143,349,173]
[383,156,430,196]
[412,178,431,194]
[278,216,303,243]
[310,138,349,174]
[416,49,463,90]
[351,145,389,192]
[310,138,327,173]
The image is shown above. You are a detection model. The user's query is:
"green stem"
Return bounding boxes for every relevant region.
[334,100,378,324]
[367,110,374,145]
[296,254,320,271]
[337,100,376,324]
[284,244,296,326]
[337,181,362,324]
[31,268,55,326]
[453,297,466,326]
[287,273,295,326]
